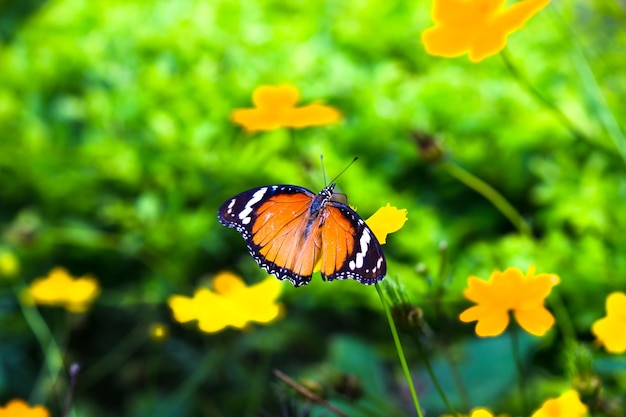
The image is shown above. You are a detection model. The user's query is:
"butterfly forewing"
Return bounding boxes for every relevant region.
[218,185,319,286]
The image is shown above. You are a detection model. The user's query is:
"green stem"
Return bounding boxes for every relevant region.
[410,335,458,416]
[510,324,529,415]
[549,288,577,349]
[442,162,531,237]
[78,322,148,391]
[15,286,65,402]
[375,284,424,417]
[441,347,470,411]
[547,6,626,165]
[500,49,590,144]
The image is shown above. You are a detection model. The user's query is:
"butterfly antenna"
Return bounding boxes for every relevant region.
[328,156,358,184]
[320,155,327,186]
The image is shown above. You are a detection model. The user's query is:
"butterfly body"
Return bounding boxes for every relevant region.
[218,184,386,287]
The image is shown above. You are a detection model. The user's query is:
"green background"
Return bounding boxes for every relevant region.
[1,0,625,416]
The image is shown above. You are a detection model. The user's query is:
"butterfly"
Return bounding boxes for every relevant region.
[218,183,386,287]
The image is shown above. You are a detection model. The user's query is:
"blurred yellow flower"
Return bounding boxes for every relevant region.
[459,265,560,337]
[421,0,550,62]
[441,408,507,417]
[231,85,341,132]
[168,271,283,333]
[149,323,169,342]
[531,389,588,417]
[0,399,49,417]
[469,410,493,417]
[27,267,100,313]
[365,203,408,244]
[0,250,20,278]
[591,291,626,354]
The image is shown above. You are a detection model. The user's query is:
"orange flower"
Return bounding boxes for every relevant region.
[421,0,550,62]
[168,271,283,333]
[531,390,588,417]
[459,265,560,337]
[231,85,341,132]
[591,291,626,354]
[0,399,49,417]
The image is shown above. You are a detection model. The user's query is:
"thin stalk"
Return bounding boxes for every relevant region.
[547,6,626,164]
[509,324,529,415]
[500,49,590,144]
[441,347,470,411]
[410,335,458,416]
[442,162,532,237]
[375,284,424,417]
[549,288,577,349]
[273,370,349,417]
[15,286,65,401]
[78,322,148,391]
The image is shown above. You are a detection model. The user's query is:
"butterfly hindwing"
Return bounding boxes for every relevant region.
[218,185,319,287]
[319,202,386,284]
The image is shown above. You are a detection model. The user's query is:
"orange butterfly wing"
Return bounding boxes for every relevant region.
[253,192,322,283]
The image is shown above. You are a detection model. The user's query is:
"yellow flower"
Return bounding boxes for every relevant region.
[149,323,169,342]
[365,203,408,244]
[0,399,49,417]
[441,408,506,417]
[168,271,282,333]
[231,85,341,132]
[0,250,20,278]
[531,389,588,417]
[421,0,550,62]
[27,267,100,313]
[591,291,626,354]
[459,265,560,337]
[469,410,494,417]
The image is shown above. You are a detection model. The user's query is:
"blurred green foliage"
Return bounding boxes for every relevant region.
[1,0,625,416]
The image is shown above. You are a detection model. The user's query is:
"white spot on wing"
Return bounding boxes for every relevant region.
[239,187,267,225]
[226,199,236,214]
[352,229,371,270]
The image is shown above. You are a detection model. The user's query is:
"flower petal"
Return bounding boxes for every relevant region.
[462,275,494,304]
[531,389,588,417]
[252,85,299,108]
[605,291,626,316]
[213,271,247,295]
[470,0,550,62]
[592,316,626,354]
[422,26,476,58]
[230,108,281,132]
[167,294,197,323]
[514,305,555,336]
[470,409,495,417]
[285,104,341,128]
[460,305,509,337]
[0,399,50,417]
[591,292,626,353]
[365,204,408,244]
[516,273,560,309]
